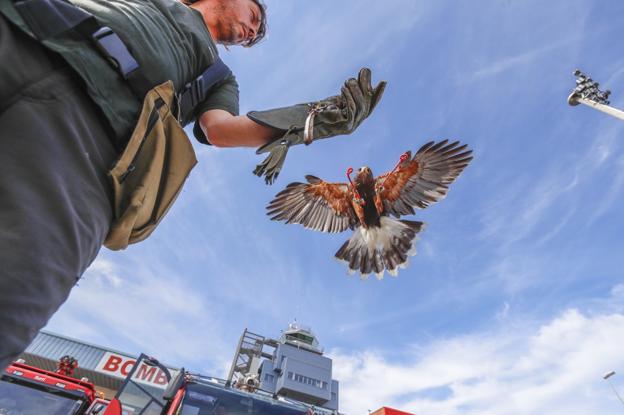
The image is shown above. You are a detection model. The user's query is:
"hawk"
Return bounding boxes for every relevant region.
[267,140,473,279]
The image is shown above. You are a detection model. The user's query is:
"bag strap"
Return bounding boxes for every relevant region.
[13,0,142,83]
[12,0,231,125]
[176,57,232,126]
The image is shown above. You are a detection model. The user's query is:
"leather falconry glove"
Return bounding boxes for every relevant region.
[248,67,387,184]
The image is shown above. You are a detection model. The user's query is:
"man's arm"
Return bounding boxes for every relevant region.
[197,68,386,184]
[198,109,279,148]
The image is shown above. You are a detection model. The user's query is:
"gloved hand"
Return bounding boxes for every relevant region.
[248,68,386,184]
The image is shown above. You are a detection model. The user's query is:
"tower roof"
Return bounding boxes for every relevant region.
[280,322,323,353]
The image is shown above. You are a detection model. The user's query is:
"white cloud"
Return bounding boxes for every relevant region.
[472,36,580,80]
[611,284,624,300]
[587,152,624,225]
[47,256,233,373]
[495,302,510,321]
[331,291,624,415]
[228,0,426,108]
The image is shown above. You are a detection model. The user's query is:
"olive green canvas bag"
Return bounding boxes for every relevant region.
[104,81,198,250]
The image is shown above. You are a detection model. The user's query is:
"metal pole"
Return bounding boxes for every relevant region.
[607,378,624,408]
[568,95,624,121]
[604,371,624,409]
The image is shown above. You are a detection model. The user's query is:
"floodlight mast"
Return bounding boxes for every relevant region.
[568,69,624,121]
[603,371,624,408]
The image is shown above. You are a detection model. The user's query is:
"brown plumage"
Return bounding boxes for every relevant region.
[266,140,473,279]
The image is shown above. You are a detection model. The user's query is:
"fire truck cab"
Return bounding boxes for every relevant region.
[0,361,107,415]
[103,354,328,415]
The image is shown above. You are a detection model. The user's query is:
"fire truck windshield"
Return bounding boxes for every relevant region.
[0,379,83,415]
[179,383,311,415]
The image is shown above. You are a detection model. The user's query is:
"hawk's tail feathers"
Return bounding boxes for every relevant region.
[334,217,425,279]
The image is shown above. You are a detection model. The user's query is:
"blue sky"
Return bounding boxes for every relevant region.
[47,1,624,414]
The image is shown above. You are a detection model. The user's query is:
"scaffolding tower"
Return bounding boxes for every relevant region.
[225,328,279,387]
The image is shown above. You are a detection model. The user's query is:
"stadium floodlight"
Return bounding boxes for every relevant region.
[568,69,624,121]
[605,371,617,380]
[602,370,624,408]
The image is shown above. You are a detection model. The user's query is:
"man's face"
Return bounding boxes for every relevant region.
[212,0,262,46]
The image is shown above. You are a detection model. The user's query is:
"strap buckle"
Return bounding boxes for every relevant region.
[176,58,231,127]
[177,74,205,125]
[91,26,139,78]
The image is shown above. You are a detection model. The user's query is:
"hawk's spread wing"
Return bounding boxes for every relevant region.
[267,175,357,233]
[376,140,472,218]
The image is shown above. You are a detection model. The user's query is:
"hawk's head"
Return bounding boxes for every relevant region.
[355,166,374,185]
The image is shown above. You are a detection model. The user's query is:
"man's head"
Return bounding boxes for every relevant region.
[186,0,267,47]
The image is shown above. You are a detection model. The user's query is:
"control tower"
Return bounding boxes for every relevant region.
[226,322,339,412]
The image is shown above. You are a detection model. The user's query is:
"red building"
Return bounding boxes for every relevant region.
[371,407,415,415]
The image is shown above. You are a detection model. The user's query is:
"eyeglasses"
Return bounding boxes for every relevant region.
[243,0,267,47]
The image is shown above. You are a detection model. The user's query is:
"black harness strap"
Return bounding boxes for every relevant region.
[176,57,231,126]
[13,0,91,40]
[12,0,231,126]
[13,0,141,83]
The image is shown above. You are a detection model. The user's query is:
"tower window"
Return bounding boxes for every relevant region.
[285,333,315,345]
[287,372,327,389]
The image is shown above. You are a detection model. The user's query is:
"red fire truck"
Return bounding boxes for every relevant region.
[103,354,329,415]
[0,360,109,415]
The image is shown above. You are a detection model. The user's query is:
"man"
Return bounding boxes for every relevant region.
[0,0,385,369]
